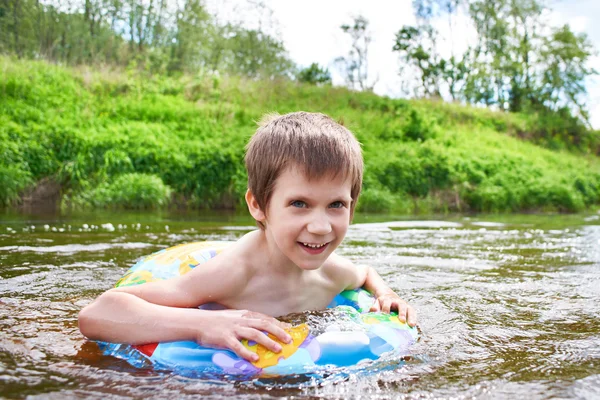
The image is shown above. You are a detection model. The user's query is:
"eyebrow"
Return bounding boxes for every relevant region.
[285,194,353,203]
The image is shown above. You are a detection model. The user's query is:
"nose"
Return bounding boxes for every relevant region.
[307,211,332,235]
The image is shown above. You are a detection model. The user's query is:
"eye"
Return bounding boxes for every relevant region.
[291,200,306,208]
[329,201,346,209]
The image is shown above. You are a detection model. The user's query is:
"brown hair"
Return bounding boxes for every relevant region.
[245,111,363,227]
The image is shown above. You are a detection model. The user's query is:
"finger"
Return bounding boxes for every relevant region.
[243,310,284,323]
[406,306,417,327]
[248,318,292,344]
[243,312,292,331]
[242,310,266,320]
[396,302,408,322]
[382,299,393,314]
[227,338,260,362]
[238,327,283,353]
[271,319,292,329]
[278,321,292,329]
[370,300,381,312]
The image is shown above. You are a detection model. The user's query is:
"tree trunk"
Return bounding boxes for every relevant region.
[13,0,21,57]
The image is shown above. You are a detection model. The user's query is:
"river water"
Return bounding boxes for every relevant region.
[1,211,599,399]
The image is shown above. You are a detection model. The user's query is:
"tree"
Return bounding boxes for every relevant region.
[539,25,597,121]
[296,63,331,85]
[167,0,211,73]
[335,15,378,91]
[0,0,296,79]
[398,0,597,124]
[224,27,293,78]
[393,25,444,98]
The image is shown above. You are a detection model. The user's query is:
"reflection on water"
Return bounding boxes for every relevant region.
[1,211,599,398]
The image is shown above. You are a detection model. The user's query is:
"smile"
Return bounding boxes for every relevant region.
[298,241,330,255]
[302,242,327,248]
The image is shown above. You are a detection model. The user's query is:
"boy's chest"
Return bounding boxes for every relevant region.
[226,273,340,317]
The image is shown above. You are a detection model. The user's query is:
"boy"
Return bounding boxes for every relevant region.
[79,112,417,363]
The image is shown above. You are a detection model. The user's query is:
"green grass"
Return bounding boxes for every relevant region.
[1,56,599,212]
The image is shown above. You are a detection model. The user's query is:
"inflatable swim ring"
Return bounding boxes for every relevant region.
[97,242,418,376]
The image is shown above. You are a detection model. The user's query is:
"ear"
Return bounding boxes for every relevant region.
[245,189,266,222]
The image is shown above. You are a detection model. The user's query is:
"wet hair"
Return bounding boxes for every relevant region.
[245,111,363,228]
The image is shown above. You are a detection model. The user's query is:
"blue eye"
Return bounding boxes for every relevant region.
[329,201,345,209]
[291,200,306,208]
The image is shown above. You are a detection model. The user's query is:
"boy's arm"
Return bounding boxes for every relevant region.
[361,266,417,326]
[328,253,417,327]
[78,259,292,362]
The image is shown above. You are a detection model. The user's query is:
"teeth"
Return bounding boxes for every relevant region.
[302,242,326,248]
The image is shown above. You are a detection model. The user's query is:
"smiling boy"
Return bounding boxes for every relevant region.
[79,112,417,362]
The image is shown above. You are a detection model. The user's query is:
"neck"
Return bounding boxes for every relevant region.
[251,229,306,279]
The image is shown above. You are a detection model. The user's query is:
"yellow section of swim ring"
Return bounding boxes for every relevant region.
[115,241,230,287]
[242,324,310,369]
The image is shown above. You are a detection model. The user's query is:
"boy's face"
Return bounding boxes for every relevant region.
[256,166,353,271]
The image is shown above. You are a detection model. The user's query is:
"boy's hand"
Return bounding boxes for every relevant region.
[370,293,417,327]
[196,309,293,362]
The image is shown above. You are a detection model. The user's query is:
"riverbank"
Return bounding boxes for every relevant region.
[2,56,600,213]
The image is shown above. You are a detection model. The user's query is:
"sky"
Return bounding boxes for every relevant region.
[248,0,600,129]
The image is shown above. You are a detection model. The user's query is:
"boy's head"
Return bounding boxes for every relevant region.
[245,111,363,228]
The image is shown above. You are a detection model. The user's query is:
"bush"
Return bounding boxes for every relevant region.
[296,63,332,85]
[0,164,32,206]
[523,180,585,212]
[403,109,438,141]
[79,173,172,209]
[356,187,396,213]
[463,184,511,212]
[374,142,452,197]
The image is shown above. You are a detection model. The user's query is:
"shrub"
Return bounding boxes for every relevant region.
[356,187,396,213]
[296,63,332,85]
[80,173,172,209]
[374,142,452,198]
[0,165,32,206]
[463,183,511,212]
[403,109,438,141]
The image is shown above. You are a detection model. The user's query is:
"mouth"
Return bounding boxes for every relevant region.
[298,241,330,255]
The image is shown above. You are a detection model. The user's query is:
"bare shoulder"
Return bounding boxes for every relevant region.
[320,252,368,290]
[169,235,257,303]
[321,251,354,271]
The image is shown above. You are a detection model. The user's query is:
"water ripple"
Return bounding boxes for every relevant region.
[1,214,599,398]
[0,242,154,254]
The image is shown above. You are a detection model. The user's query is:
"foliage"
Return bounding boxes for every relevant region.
[395,0,597,128]
[1,0,598,214]
[539,25,597,121]
[74,173,172,209]
[1,57,600,214]
[0,0,294,77]
[0,164,32,207]
[335,15,377,91]
[393,25,445,98]
[296,63,332,85]
[356,187,396,213]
